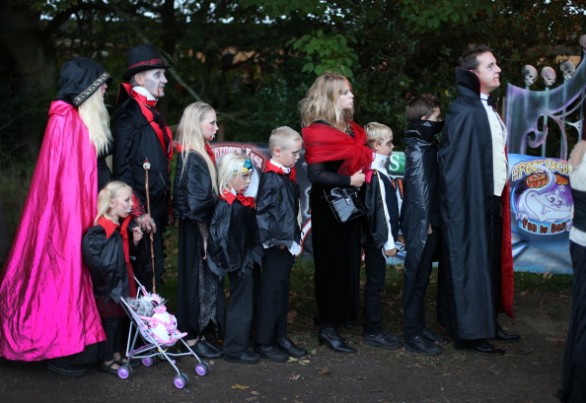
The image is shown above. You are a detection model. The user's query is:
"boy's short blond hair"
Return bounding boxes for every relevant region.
[268,126,302,154]
[364,122,393,149]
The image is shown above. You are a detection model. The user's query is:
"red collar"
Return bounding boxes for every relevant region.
[263,160,296,182]
[219,191,256,208]
[98,215,131,239]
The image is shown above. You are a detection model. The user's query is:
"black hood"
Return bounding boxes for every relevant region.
[56,57,112,107]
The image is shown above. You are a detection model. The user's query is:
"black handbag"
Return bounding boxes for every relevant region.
[323,186,365,223]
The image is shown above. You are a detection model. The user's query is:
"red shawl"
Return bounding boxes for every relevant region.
[302,121,373,177]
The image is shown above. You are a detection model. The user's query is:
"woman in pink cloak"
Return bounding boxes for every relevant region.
[0,57,113,376]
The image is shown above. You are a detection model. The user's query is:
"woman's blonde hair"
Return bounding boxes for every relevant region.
[78,88,112,157]
[299,72,354,131]
[94,180,132,224]
[176,102,218,194]
[217,153,253,193]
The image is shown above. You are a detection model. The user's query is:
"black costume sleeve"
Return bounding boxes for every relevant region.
[363,172,391,248]
[307,162,351,187]
[173,152,215,221]
[112,106,139,190]
[82,226,124,300]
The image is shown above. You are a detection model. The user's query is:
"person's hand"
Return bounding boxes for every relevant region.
[427,225,433,235]
[349,169,366,187]
[136,214,156,234]
[132,226,144,245]
[384,248,398,256]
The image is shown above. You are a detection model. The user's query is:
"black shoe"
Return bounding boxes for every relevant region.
[405,335,442,356]
[258,345,288,362]
[363,331,401,350]
[454,339,505,355]
[46,363,87,377]
[193,340,223,359]
[421,326,450,343]
[275,337,307,358]
[318,327,356,354]
[224,350,260,364]
[494,324,520,342]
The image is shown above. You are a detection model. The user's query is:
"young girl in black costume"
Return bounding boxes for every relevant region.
[173,102,223,359]
[208,153,263,364]
[82,181,143,376]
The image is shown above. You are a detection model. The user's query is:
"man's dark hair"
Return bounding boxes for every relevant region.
[459,44,493,70]
[405,93,439,121]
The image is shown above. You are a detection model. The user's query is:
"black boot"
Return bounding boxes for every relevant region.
[317,326,356,353]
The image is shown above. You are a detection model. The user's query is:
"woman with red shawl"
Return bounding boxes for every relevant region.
[299,73,372,353]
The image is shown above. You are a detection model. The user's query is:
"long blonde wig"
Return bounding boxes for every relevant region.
[176,102,218,195]
[299,72,354,131]
[78,87,112,157]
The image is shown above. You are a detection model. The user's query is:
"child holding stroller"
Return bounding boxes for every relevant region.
[208,153,263,364]
[173,102,223,359]
[255,126,307,362]
[82,181,143,375]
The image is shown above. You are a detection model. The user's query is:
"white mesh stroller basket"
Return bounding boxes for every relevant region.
[117,277,210,388]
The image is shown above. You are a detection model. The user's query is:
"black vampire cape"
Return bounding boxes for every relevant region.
[173,151,221,334]
[255,171,301,248]
[208,197,263,278]
[437,68,514,340]
[401,120,442,269]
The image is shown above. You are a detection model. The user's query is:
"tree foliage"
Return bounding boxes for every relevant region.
[1,0,586,164]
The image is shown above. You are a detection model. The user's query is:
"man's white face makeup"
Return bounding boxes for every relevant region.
[137,69,167,99]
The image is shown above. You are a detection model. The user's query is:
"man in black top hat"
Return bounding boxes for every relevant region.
[112,43,173,292]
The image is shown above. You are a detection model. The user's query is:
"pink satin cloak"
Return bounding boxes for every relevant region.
[0,100,105,361]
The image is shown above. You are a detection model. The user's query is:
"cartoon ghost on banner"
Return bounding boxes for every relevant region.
[505,35,586,274]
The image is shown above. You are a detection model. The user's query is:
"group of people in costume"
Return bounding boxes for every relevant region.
[0,41,582,401]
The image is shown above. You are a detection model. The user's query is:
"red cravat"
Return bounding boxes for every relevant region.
[220,191,256,208]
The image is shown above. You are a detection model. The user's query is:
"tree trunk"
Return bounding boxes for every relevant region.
[0,1,57,159]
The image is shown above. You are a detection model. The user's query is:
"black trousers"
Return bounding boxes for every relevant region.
[363,245,388,334]
[256,246,294,345]
[223,268,256,356]
[559,241,586,402]
[100,316,124,362]
[402,231,438,338]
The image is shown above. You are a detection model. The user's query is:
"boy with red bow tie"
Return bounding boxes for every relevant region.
[255,127,307,362]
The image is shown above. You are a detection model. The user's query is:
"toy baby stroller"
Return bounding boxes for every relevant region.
[118,278,210,388]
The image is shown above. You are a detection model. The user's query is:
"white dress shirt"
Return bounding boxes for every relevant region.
[481,94,508,196]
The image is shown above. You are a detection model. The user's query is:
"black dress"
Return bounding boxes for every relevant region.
[309,160,362,326]
[173,152,220,338]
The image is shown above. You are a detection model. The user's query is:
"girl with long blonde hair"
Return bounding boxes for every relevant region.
[172,101,222,358]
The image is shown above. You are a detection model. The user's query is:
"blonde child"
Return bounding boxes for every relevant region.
[208,153,263,364]
[255,127,307,361]
[82,181,143,375]
[362,122,402,350]
[173,102,222,359]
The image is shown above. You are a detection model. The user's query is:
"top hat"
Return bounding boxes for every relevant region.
[57,57,112,107]
[123,43,170,81]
